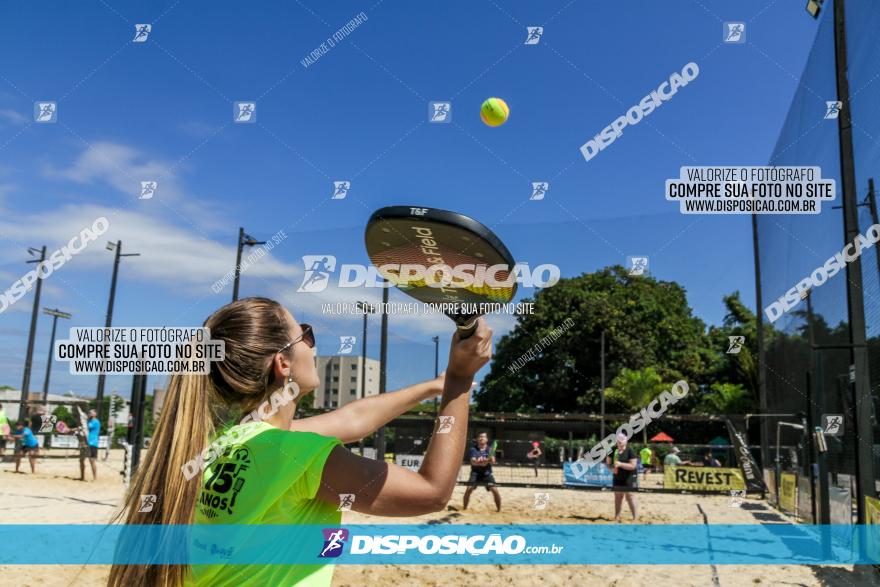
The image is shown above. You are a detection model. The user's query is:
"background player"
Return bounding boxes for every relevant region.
[607,433,638,522]
[463,432,502,512]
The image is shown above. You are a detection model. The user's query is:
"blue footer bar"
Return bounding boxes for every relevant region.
[1,524,878,565]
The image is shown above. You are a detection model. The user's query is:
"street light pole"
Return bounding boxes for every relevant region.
[96,241,140,429]
[232,227,266,302]
[356,301,373,456]
[432,335,439,415]
[375,284,389,460]
[600,330,606,439]
[19,246,47,421]
[41,308,72,404]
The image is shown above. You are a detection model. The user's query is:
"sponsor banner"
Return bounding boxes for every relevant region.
[866,496,880,563]
[663,466,746,492]
[866,496,880,524]
[563,461,612,487]
[394,454,424,472]
[725,419,767,492]
[829,486,852,525]
[351,447,377,459]
[779,472,798,513]
[50,434,79,449]
[1,524,879,565]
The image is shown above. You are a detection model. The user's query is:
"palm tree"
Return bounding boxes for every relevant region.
[605,367,667,444]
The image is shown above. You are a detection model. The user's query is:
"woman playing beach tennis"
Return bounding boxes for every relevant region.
[108,297,492,586]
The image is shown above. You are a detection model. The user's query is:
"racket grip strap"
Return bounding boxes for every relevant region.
[457,318,479,339]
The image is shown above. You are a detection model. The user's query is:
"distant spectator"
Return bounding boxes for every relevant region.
[526,441,543,477]
[663,446,693,468]
[0,402,9,458]
[703,450,721,467]
[13,420,39,473]
[639,445,653,479]
[77,409,100,481]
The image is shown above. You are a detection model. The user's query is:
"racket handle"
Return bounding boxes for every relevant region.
[457,318,479,339]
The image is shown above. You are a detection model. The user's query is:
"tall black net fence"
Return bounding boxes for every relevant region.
[756,0,880,521]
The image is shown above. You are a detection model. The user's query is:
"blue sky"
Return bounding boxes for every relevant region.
[0,1,821,399]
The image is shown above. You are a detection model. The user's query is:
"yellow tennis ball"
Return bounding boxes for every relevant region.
[480,97,509,127]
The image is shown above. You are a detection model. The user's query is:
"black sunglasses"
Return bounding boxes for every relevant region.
[277,324,315,354]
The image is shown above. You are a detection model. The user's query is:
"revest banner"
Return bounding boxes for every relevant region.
[663,466,746,491]
[778,472,798,513]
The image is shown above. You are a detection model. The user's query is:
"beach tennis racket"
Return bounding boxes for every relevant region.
[488,439,498,457]
[55,421,70,434]
[0,423,9,436]
[364,206,517,338]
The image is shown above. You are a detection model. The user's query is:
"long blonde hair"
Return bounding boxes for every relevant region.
[108,297,294,586]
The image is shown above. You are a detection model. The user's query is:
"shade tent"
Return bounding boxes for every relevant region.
[650,432,673,442]
[708,436,730,446]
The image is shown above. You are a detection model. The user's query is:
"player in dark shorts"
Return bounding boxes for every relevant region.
[13,421,39,473]
[463,432,501,512]
[606,433,638,522]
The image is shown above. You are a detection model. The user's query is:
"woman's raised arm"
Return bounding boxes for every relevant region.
[316,320,492,515]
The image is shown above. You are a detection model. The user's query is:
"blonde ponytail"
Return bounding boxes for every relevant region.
[108,372,215,587]
[107,297,295,587]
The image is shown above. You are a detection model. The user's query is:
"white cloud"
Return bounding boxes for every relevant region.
[0,204,301,298]
[44,142,180,200]
[0,109,27,126]
[41,141,232,232]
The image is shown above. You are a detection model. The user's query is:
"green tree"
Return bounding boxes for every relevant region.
[477,266,711,413]
[604,367,668,443]
[696,383,751,415]
[704,291,777,413]
[52,405,73,426]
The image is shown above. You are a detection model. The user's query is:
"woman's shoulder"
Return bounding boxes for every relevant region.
[232,422,341,448]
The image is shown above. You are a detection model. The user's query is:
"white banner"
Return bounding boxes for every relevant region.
[394,454,424,471]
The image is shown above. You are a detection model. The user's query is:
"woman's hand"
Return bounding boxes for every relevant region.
[424,372,446,399]
[446,319,493,381]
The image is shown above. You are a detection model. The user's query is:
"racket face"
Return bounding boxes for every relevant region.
[365,206,517,326]
[55,421,69,434]
[0,423,9,435]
